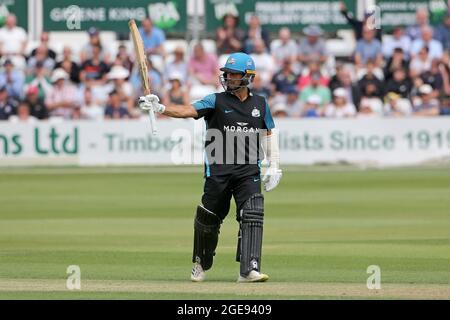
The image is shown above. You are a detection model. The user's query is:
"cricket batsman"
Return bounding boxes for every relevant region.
[139,52,282,282]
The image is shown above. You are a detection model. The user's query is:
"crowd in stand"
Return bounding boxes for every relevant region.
[1,2,450,123]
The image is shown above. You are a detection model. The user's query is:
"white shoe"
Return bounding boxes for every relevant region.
[191,262,206,282]
[237,270,269,283]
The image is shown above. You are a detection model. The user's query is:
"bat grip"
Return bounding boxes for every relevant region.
[148,108,157,135]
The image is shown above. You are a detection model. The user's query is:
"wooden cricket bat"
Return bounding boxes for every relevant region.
[129,19,157,135]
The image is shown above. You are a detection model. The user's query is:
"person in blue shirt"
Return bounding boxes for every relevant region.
[139,18,166,56]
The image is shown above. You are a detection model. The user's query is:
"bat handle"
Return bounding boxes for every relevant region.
[148,108,157,135]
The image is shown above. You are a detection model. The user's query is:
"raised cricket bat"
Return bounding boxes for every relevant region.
[129,19,157,135]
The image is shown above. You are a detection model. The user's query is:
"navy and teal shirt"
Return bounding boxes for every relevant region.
[193,90,275,177]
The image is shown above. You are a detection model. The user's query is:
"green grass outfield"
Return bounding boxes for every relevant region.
[0,165,450,300]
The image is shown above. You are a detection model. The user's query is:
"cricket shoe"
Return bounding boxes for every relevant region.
[237,270,269,283]
[191,262,206,282]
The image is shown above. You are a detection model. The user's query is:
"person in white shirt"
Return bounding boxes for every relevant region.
[271,27,298,71]
[80,87,104,121]
[8,101,38,124]
[0,14,27,70]
[323,88,357,118]
[250,39,275,87]
[382,27,411,60]
[410,26,443,60]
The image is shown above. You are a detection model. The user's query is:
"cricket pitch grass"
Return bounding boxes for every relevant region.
[1,165,449,299]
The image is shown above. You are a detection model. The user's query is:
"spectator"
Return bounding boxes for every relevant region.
[243,15,270,54]
[298,25,328,66]
[29,32,57,61]
[271,59,298,95]
[354,26,383,68]
[0,59,24,100]
[329,65,359,106]
[25,85,48,120]
[105,65,134,112]
[188,43,219,87]
[45,69,79,120]
[80,44,110,86]
[383,92,412,117]
[434,11,450,50]
[406,8,429,41]
[0,85,17,120]
[357,59,384,98]
[323,88,357,118]
[80,27,112,64]
[250,39,275,86]
[250,74,271,100]
[271,102,288,118]
[339,1,382,41]
[382,27,411,59]
[282,85,303,117]
[297,62,330,90]
[0,14,27,70]
[411,26,443,60]
[114,44,134,75]
[359,83,384,116]
[216,14,244,55]
[27,45,55,75]
[421,59,444,94]
[104,90,130,119]
[413,84,440,116]
[410,46,432,76]
[385,68,412,99]
[384,48,409,81]
[25,61,52,100]
[131,57,163,98]
[139,18,165,56]
[357,98,381,118]
[162,72,190,107]
[271,27,298,71]
[299,71,331,106]
[54,46,81,84]
[8,101,37,124]
[165,46,188,84]
[80,88,103,121]
[301,94,322,118]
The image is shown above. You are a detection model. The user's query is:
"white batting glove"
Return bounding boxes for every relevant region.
[262,166,282,192]
[138,94,166,113]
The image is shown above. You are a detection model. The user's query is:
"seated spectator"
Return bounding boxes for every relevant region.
[359,84,384,116]
[139,18,165,56]
[0,85,17,120]
[271,102,289,118]
[357,60,384,98]
[284,86,302,117]
[8,101,37,124]
[298,25,328,67]
[301,95,322,118]
[410,26,443,60]
[30,32,56,61]
[412,84,440,116]
[25,61,52,100]
[385,68,412,98]
[382,27,411,60]
[45,69,79,120]
[297,62,329,90]
[80,44,110,86]
[243,15,270,54]
[104,90,130,119]
[406,8,429,41]
[384,48,409,81]
[80,27,112,64]
[0,59,24,100]
[54,46,81,84]
[354,26,383,69]
[25,85,48,120]
[434,11,450,50]
[357,99,381,118]
[323,88,357,118]
[216,14,244,55]
[0,14,27,70]
[27,45,55,75]
[105,65,134,113]
[188,43,219,87]
[420,59,444,94]
[383,92,412,117]
[80,88,103,121]
[329,65,359,107]
[251,74,271,100]
[339,1,382,41]
[271,27,298,71]
[271,59,299,95]
[165,46,188,85]
[162,72,189,107]
[410,46,432,76]
[115,44,134,74]
[250,39,274,87]
[299,71,331,106]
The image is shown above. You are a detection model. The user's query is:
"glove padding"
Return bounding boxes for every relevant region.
[138,94,166,113]
[261,166,282,192]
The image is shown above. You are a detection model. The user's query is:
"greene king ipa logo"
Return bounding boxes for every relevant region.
[0,127,78,156]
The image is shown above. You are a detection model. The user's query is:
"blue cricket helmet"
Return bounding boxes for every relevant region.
[220,52,256,76]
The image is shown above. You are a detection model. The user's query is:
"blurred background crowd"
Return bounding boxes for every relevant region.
[1,1,450,123]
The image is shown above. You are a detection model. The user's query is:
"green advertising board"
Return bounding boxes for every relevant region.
[0,0,28,30]
[43,0,186,32]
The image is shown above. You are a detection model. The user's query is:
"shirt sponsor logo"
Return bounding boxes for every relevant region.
[223,125,259,133]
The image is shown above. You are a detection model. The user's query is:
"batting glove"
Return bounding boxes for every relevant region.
[138,94,166,113]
